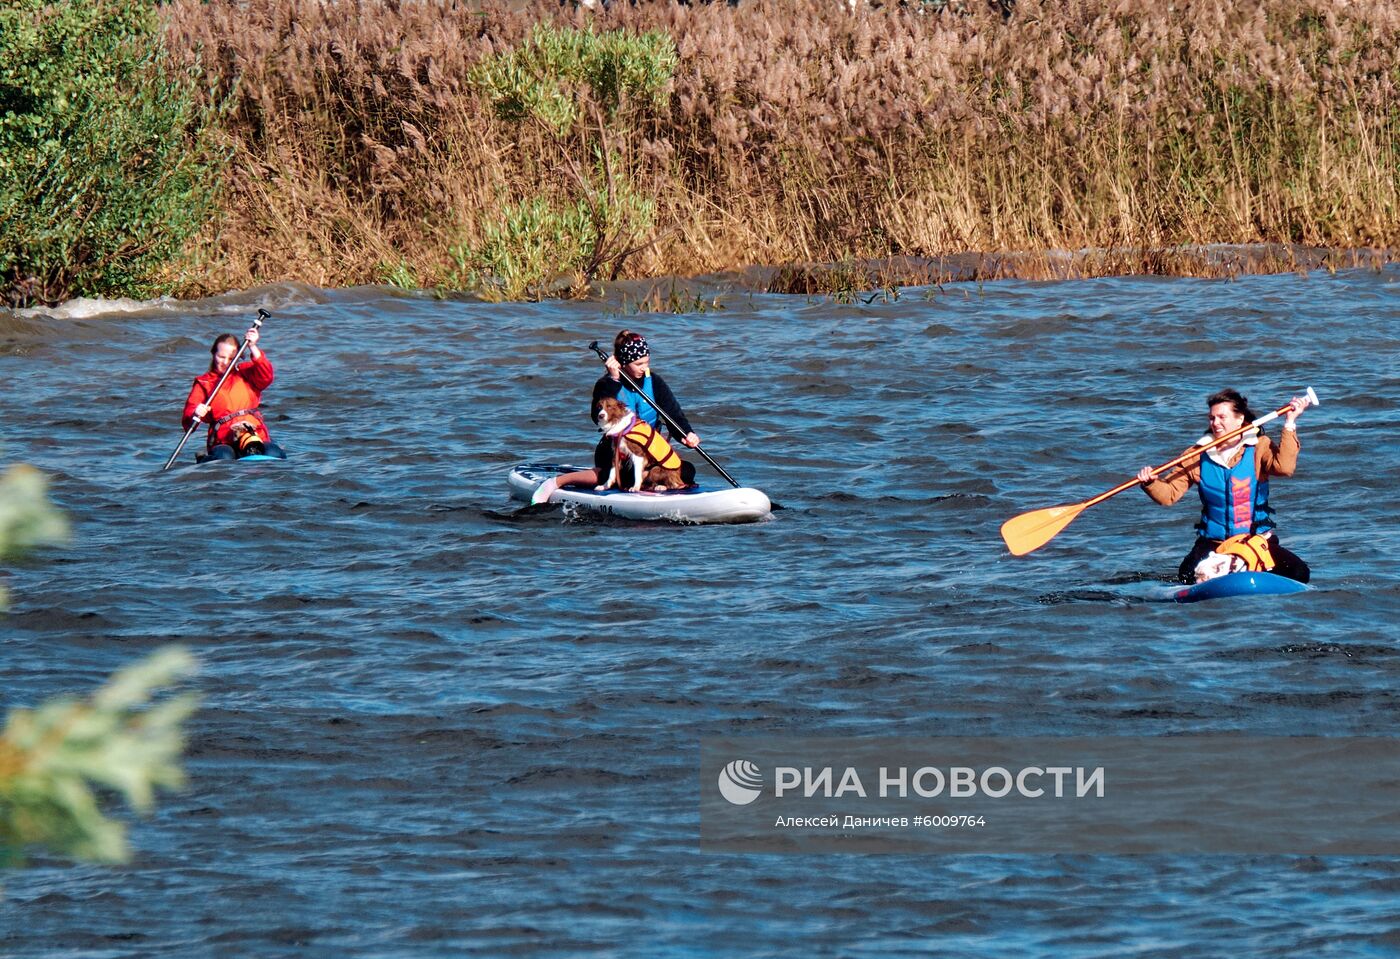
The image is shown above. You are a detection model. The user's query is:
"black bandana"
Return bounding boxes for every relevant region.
[616,336,649,364]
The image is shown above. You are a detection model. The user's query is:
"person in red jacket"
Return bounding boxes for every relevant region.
[181,326,285,462]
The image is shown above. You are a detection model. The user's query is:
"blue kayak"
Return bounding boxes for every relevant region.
[1172,571,1308,604]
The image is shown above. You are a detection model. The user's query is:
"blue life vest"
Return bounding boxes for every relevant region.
[1195,444,1273,539]
[617,376,659,428]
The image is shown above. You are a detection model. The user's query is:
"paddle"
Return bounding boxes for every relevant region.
[161,310,270,471]
[587,340,742,489]
[1000,388,1319,556]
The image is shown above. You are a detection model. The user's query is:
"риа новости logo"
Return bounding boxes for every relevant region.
[717,760,763,805]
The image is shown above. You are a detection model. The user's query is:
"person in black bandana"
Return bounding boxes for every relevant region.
[533,330,700,501]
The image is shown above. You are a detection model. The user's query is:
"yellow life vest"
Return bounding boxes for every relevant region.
[621,421,682,470]
[1215,533,1276,572]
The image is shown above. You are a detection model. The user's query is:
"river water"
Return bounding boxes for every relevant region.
[2,266,1399,956]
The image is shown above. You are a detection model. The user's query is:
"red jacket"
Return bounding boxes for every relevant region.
[182,352,275,450]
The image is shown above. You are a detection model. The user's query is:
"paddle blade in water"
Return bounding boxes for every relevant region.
[1000,501,1089,556]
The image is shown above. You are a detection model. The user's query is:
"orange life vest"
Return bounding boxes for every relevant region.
[619,421,682,470]
[1214,533,1276,572]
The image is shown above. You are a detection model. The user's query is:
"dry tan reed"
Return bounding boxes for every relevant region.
[161,0,1400,295]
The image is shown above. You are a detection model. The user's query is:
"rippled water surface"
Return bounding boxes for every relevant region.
[3,267,1400,956]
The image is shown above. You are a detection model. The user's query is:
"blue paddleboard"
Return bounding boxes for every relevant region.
[1172,571,1308,604]
[195,452,287,465]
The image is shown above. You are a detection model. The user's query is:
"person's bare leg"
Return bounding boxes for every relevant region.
[531,468,598,504]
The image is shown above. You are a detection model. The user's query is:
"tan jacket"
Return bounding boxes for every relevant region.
[1143,428,1299,506]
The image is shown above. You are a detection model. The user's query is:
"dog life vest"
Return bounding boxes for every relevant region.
[228,420,268,455]
[1195,444,1273,539]
[618,421,681,470]
[1214,533,1277,572]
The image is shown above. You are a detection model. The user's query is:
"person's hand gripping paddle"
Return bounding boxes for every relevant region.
[999,388,1318,556]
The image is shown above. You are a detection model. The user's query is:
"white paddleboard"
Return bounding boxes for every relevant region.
[509,463,772,524]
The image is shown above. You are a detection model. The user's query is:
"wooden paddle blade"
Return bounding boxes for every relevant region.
[1000,501,1089,556]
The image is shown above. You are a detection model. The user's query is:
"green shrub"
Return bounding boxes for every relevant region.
[449,171,657,301]
[458,25,675,299]
[0,0,228,307]
[377,259,421,291]
[470,23,676,135]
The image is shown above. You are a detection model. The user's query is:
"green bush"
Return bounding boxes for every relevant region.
[449,172,657,301]
[458,25,675,299]
[470,23,676,135]
[0,0,227,307]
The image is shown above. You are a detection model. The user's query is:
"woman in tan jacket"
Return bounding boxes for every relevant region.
[1137,388,1311,583]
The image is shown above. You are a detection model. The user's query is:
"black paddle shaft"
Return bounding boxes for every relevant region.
[161,310,270,471]
[587,340,740,488]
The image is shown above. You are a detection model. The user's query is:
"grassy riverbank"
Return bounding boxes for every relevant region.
[14,0,1400,304]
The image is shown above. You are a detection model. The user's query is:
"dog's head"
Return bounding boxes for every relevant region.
[1193,551,1246,583]
[595,397,636,436]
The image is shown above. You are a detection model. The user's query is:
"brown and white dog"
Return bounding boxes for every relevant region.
[594,397,686,492]
[1192,551,1245,583]
[1193,533,1277,582]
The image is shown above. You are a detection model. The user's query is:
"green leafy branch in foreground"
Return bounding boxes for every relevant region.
[0,465,69,610]
[1,462,195,870]
[456,25,676,300]
[0,647,198,868]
